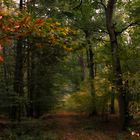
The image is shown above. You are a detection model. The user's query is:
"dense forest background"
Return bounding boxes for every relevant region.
[0,0,140,140]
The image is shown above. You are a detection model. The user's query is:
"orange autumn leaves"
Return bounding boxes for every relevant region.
[0,13,43,39]
[0,9,78,53]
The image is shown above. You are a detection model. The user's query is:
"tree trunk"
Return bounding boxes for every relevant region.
[13,39,24,121]
[26,45,34,117]
[86,39,97,115]
[30,47,36,117]
[27,46,41,118]
[105,0,129,129]
[3,47,9,94]
[110,87,115,114]
[20,0,23,9]
[78,50,85,81]
[12,0,24,121]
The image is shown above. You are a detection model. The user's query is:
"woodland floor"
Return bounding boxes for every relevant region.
[42,112,140,140]
[0,112,140,140]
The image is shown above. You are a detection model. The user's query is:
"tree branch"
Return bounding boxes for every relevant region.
[117,22,140,35]
[73,0,83,10]
[99,0,107,11]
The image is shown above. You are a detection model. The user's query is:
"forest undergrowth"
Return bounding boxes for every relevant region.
[0,112,139,140]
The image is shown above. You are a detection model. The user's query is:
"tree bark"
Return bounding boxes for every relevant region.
[20,0,23,9]
[105,0,128,129]
[26,45,34,117]
[110,87,115,114]
[3,47,9,94]
[86,38,97,115]
[78,50,85,81]
[13,39,24,121]
[30,47,36,117]
[12,0,24,121]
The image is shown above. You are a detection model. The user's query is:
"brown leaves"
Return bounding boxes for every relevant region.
[0,56,4,62]
[34,19,45,26]
[0,9,79,51]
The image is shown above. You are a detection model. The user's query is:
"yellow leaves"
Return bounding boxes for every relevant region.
[47,18,53,21]
[0,8,79,50]
[63,45,74,52]
[50,35,58,45]
[19,15,33,29]
[0,7,19,17]
[0,8,8,16]
[20,15,31,26]
[32,19,47,37]
[24,16,31,24]
[36,31,46,38]
[62,32,67,36]
[33,27,46,38]
[63,27,70,34]
[55,22,61,26]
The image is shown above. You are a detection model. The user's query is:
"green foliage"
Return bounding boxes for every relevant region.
[62,92,93,112]
[0,119,44,140]
[0,0,139,133]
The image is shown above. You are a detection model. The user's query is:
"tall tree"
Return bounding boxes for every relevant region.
[12,0,25,121]
[104,0,129,129]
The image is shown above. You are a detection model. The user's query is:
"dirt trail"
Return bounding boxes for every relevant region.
[0,113,139,140]
[43,112,128,140]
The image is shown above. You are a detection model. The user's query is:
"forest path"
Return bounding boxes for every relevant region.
[42,112,130,140]
[0,112,138,140]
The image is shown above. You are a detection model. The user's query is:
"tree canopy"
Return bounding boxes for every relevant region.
[0,0,139,139]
